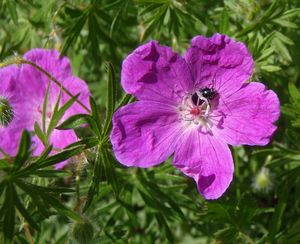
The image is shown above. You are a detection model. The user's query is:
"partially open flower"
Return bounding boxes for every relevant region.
[0,65,28,156]
[252,167,273,193]
[0,49,91,168]
[110,34,280,199]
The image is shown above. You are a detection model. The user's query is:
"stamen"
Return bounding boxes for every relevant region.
[0,97,14,127]
[178,93,214,130]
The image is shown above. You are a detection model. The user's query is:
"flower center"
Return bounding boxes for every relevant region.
[0,97,14,127]
[178,92,214,130]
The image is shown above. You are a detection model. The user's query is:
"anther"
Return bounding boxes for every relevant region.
[0,97,14,127]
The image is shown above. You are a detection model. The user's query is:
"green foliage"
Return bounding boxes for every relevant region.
[1,0,300,243]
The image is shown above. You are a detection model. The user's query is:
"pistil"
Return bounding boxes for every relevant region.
[178,93,213,129]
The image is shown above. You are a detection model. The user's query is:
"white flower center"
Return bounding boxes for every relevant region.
[178,92,214,131]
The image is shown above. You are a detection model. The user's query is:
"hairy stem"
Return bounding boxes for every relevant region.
[20,59,91,113]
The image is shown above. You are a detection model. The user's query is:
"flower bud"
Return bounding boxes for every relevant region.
[252,167,273,193]
[0,97,14,127]
[71,219,94,244]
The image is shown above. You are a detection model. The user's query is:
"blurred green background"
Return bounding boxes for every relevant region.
[1,0,300,243]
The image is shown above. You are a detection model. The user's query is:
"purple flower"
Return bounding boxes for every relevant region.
[0,49,90,169]
[110,34,280,199]
[0,65,26,156]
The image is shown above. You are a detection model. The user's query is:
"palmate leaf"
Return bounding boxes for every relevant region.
[13,187,39,231]
[155,213,174,243]
[88,11,102,61]
[60,7,89,55]
[5,0,18,24]
[140,3,169,41]
[0,127,85,238]
[15,181,81,222]
[31,145,84,170]
[14,145,84,178]
[137,170,186,221]
[109,0,130,37]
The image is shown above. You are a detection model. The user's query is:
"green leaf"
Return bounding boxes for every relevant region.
[103,62,117,136]
[141,4,169,41]
[61,9,88,55]
[6,0,18,24]
[34,145,84,169]
[30,169,71,178]
[275,31,294,45]
[56,113,91,130]
[280,8,300,19]
[17,145,83,176]
[15,180,51,218]
[288,82,300,104]
[109,0,129,37]
[16,180,81,221]
[3,183,16,241]
[272,19,298,28]
[88,11,101,61]
[269,183,289,242]
[102,150,119,196]
[273,37,292,62]
[155,214,174,243]
[83,146,102,212]
[89,96,102,136]
[47,93,80,137]
[42,82,51,133]
[219,8,229,34]
[13,187,40,231]
[137,171,186,220]
[66,136,99,150]
[36,145,53,162]
[34,122,47,146]
[0,160,10,170]
[116,94,134,109]
[14,130,31,170]
[260,65,281,72]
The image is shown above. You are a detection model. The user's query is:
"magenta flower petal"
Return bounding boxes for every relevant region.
[184,33,254,96]
[212,82,280,146]
[121,41,193,104]
[173,130,234,199]
[111,101,182,167]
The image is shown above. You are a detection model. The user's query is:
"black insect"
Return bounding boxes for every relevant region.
[191,87,217,106]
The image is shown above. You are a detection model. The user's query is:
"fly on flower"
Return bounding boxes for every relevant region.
[110,34,280,199]
[191,77,219,118]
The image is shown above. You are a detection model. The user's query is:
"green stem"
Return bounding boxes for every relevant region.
[20,59,91,113]
[233,147,241,201]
